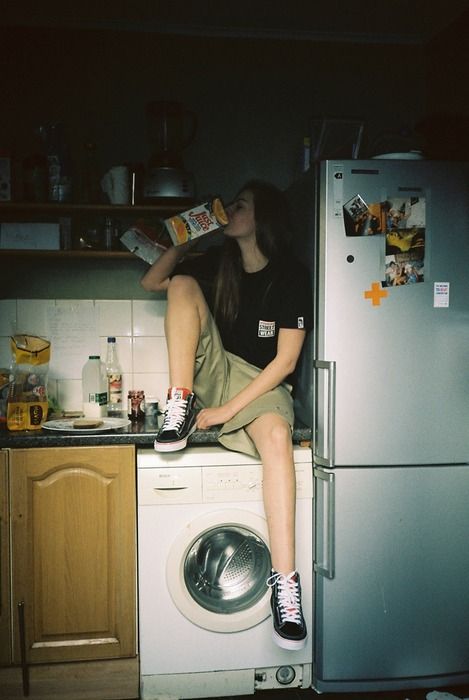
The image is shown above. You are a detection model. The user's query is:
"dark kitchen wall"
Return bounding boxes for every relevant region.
[420,8,469,160]
[1,26,428,298]
[2,27,427,199]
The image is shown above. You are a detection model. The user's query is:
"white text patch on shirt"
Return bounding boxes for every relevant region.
[258,320,275,338]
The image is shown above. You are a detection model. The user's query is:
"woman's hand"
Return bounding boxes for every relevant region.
[196,404,235,430]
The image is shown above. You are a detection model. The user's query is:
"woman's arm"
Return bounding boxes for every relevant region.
[140,240,196,292]
[196,327,306,428]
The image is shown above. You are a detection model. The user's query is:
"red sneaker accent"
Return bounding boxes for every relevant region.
[167,387,192,401]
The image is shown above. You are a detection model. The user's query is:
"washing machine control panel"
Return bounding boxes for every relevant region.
[203,466,263,502]
[203,463,312,502]
[137,448,312,506]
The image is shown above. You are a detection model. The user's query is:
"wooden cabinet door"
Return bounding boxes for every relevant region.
[0,450,11,666]
[10,445,136,665]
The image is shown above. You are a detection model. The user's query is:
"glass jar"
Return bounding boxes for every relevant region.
[128,390,145,422]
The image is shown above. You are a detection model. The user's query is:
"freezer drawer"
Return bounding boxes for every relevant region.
[314,464,469,692]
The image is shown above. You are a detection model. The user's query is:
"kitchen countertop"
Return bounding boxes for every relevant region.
[0,419,312,449]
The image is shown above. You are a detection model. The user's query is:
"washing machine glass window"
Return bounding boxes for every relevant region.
[166,508,272,633]
[184,523,271,614]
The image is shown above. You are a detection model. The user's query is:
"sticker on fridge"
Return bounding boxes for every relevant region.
[343,194,386,236]
[383,196,425,287]
[434,282,450,307]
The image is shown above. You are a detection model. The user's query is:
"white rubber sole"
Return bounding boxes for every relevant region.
[272,629,307,651]
[153,423,197,452]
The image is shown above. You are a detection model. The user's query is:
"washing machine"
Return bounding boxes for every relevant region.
[137,444,313,700]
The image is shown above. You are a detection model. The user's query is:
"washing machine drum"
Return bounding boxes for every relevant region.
[184,525,271,614]
[167,509,272,632]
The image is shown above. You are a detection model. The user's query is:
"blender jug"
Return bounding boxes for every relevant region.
[146,101,197,169]
[144,101,197,199]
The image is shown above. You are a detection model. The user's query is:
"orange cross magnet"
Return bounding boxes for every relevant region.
[364,282,388,306]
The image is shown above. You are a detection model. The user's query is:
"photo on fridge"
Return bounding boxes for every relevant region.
[383,196,425,286]
[343,194,386,236]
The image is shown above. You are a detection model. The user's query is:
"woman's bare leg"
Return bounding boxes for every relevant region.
[164,275,209,389]
[247,413,307,649]
[246,413,296,573]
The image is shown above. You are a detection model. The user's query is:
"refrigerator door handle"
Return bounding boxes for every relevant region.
[314,360,336,467]
[314,468,335,579]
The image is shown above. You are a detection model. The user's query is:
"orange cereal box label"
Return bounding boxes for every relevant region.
[165,198,227,246]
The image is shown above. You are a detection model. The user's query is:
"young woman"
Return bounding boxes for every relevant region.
[141,180,312,650]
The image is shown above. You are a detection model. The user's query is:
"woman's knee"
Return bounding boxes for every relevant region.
[268,419,293,453]
[167,274,209,330]
[167,274,202,299]
[249,414,293,457]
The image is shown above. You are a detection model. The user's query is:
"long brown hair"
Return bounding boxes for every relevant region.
[213,180,292,329]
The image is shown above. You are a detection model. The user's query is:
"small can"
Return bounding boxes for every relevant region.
[128,390,145,422]
[144,396,159,427]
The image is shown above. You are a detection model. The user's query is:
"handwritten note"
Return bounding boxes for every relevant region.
[47,302,98,379]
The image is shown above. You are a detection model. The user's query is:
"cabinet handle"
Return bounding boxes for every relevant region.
[17,601,30,696]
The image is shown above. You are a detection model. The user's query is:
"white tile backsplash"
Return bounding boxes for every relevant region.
[0,337,11,368]
[132,299,167,336]
[17,299,56,338]
[96,300,132,337]
[0,299,17,335]
[132,336,168,374]
[0,299,15,366]
[5,298,171,413]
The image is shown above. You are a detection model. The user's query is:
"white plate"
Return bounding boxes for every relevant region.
[42,417,131,433]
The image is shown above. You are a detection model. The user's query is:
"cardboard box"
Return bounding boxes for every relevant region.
[165,198,228,246]
[120,226,167,265]
[0,223,61,250]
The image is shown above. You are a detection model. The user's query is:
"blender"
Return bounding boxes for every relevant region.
[143,101,197,200]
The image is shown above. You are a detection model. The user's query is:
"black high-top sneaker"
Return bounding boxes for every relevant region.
[267,570,307,650]
[154,387,197,452]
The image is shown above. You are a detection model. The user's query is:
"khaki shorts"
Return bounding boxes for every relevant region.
[194,312,294,459]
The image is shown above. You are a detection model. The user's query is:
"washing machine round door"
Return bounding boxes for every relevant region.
[166,509,271,632]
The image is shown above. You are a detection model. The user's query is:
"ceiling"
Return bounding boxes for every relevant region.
[2,0,469,44]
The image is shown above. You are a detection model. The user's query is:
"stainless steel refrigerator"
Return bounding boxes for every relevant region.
[288,159,469,692]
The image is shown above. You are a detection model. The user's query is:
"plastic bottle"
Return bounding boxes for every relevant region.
[82,355,108,418]
[105,337,123,414]
[104,216,114,250]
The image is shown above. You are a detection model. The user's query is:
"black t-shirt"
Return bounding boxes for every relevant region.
[174,246,313,376]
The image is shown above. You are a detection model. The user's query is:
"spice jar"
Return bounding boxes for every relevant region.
[128,390,145,422]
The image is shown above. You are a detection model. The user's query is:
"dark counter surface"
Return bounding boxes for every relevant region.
[0,419,312,449]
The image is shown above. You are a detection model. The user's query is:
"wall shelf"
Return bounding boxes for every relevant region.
[0,249,135,259]
[0,200,190,258]
[0,200,192,216]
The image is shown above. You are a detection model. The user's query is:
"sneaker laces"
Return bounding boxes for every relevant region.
[267,571,303,625]
[161,396,189,432]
